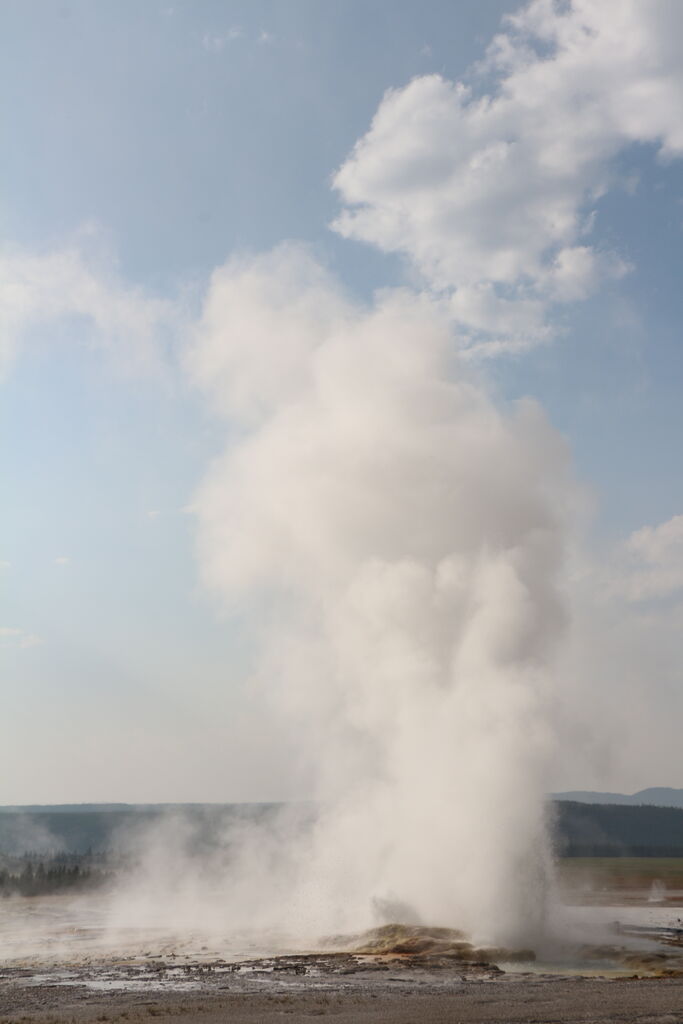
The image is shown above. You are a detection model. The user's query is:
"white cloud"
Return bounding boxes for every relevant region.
[54,556,70,566]
[0,241,175,379]
[569,513,683,606]
[0,627,43,650]
[332,0,683,352]
[628,513,683,565]
[450,283,550,354]
[616,514,683,601]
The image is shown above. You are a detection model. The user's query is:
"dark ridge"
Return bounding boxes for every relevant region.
[0,802,285,814]
[2,801,683,860]
[553,800,683,857]
[0,803,300,857]
[552,787,683,809]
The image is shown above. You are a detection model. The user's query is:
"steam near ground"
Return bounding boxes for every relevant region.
[1,809,681,970]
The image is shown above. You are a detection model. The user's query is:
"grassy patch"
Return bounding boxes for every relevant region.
[558,856,683,891]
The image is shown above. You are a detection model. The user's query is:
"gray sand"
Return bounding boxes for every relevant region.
[2,957,683,1024]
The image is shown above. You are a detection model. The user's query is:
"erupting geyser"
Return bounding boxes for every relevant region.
[189,247,574,947]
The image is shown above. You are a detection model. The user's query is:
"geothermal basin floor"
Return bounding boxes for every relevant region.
[2,892,683,1023]
[2,931,683,1024]
[2,958,683,1024]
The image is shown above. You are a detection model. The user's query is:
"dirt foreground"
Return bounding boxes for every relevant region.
[2,956,683,1024]
[2,920,683,1023]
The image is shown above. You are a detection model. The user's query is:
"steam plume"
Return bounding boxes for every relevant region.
[188,247,573,945]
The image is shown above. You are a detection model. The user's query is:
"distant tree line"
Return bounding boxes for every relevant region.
[553,801,683,857]
[0,854,114,896]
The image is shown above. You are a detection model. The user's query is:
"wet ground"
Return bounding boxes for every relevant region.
[2,958,683,1024]
[1,891,683,1022]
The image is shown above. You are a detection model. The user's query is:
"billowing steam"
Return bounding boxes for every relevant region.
[111,0,683,952]
[184,247,574,946]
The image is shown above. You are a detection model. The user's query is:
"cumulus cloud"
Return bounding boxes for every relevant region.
[610,513,683,602]
[332,0,682,351]
[628,514,683,566]
[0,242,175,379]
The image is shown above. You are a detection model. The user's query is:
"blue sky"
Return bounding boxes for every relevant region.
[3,0,511,285]
[2,0,683,802]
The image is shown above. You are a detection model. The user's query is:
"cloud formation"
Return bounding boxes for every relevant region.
[0,243,174,378]
[611,513,683,602]
[333,0,683,351]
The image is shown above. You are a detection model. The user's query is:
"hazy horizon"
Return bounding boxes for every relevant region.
[3,784,683,811]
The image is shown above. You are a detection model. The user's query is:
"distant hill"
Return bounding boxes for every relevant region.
[553,801,683,857]
[0,804,135,814]
[2,799,683,859]
[553,787,683,809]
[0,803,301,857]
[0,803,261,815]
